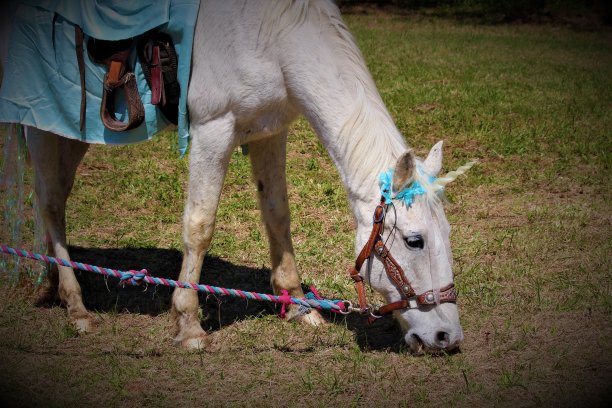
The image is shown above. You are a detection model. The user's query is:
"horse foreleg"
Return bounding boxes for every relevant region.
[172,116,235,349]
[26,128,92,332]
[249,132,325,326]
[34,230,60,306]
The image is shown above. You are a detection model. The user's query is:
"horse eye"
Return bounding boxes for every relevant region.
[405,235,424,249]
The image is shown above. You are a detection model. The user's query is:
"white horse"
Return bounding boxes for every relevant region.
[1,0,468,353]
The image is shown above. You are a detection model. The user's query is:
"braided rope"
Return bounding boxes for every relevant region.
[433,160,478,188]
[0,244,346,313]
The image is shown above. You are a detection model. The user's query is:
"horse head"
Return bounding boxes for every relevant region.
[353,141,475,353]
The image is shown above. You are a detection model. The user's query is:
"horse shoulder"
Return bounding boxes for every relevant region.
[188,0,296,144]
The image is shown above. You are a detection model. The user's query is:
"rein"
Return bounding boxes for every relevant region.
[348,198,457,323]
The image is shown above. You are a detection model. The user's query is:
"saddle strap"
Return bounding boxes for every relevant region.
[137,32,180,125]
[149,45,164,106]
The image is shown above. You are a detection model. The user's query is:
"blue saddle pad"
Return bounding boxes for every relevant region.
[0,0,199,155]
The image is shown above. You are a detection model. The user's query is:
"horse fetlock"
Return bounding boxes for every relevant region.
[171,296,206,338]
[272,283,302,300]
[171,308,201,331]
[271,267,302,297]
[58,286,86,311]
[172,310,209,350]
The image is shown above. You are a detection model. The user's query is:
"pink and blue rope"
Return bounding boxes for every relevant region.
[0,244,346,313]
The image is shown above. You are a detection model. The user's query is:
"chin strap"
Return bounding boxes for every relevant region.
[348,198,457,324]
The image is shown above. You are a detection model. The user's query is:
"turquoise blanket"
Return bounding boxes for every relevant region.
[0,0,199,155]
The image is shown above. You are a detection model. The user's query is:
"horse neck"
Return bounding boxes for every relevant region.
[273,1,408,223]
[321,87,407,224]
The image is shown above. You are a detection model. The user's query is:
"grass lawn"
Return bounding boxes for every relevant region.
[1,8,610,408]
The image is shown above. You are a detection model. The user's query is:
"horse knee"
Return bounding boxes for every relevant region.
[38,200,64,221]
[258,191,289,226]
[183,209,215,251]
[37,198,67,235]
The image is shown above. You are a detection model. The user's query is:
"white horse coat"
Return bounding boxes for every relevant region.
[1,0,464,353]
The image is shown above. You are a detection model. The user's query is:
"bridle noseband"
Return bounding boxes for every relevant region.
[348,199,457,323]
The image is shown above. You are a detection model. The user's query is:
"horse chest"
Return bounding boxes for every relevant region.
[235,109,297,144]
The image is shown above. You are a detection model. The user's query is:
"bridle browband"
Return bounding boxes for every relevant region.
[348,198,457,323]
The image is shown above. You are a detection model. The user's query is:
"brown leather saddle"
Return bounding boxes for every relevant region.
[75,27,179,132]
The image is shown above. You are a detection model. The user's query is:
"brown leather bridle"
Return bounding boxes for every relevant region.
[348,199,457,323]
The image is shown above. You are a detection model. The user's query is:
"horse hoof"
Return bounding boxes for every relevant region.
[176,335,211,350]
[72,314,97,334]
[292,309,327,326]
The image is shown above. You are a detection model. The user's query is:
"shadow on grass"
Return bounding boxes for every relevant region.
[69,246,276,330]
[68,245,405,351]
[333,312,405,351]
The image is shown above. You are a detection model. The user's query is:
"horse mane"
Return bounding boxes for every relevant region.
[260,0,408,190]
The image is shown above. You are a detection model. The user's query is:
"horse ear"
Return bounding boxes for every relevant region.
[393,149,416,192]
[423,140,443,176]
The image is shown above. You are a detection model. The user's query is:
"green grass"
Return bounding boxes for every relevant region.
[1,11,611,408]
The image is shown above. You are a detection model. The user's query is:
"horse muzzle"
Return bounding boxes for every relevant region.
[404,326,464,354]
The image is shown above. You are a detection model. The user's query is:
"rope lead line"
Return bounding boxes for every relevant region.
[0,244,346,314]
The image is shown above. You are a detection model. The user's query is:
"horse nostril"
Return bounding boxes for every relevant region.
[436,331,450,347]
